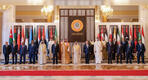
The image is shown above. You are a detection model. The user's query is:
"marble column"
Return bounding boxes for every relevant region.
[139,5,148,58]
[1,5,15,59]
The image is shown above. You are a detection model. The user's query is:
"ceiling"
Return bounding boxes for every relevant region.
[15,5,138,12]
[0,0,147,5]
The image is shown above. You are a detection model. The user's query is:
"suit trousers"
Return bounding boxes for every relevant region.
[53,53,58,64]
[29,53,36,64]
[117,53,122,64]
[12,53,17,64]
[20,54,26,64]
[137,52,145,64]
[108,52,112,64]
[126,53,132,64]
[4,53,9,64]
[85,53,90,64]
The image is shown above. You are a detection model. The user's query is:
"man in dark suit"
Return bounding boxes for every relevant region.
[3,42,11,64]
[106,38,113,64]
[83,41,90,64]
[34,40,39,61]
[52,40,59,64]
[121,38,128,60]
[20,42,27,64]
[112,38,117,60]
[28,40,36,64]
[89,40,95,60]
[116,41,123,64]
[11,41,18,64]
[129,38,135,60]
[126,40,133,64]
[136,40,145,64]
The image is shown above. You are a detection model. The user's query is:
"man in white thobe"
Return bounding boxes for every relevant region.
[48,39,54,60]
[72,42,81,64]
[38,41,47,65]
[94,39,103,64]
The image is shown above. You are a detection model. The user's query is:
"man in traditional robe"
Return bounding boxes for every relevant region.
[101,38,107,60]
[48,39,54,60]
[94,39,102,64]
[52,40,59,64]
[61,40,71,64]
[72,41,81,64]
[3,42,11,64]
[38,41,47,65]
[83,41,90,64]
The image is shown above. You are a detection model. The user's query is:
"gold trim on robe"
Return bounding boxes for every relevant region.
[61,42,71,64]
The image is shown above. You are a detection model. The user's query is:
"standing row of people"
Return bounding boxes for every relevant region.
[106,38,145,64]
[3,38,146,65]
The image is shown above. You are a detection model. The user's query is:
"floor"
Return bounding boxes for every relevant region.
[0,76,147,80]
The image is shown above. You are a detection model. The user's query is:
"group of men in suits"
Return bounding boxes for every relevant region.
[106,38,145,64]
[3,37,146,65]
[82,37,146,64]
[3,41,37,64]
[3,40,59,65]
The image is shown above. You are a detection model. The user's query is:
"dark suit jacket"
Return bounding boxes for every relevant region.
[126,45,133,54]
[131,40,135,50]
[83,44,90,54]
[121,41,128,52]
[106,42,113,54]
[136,43,145,54]
[20,45,27,55]
[113,41,117,53]
[11,44,18,54]
[3,45,11,56]
[28,44,36,55]
[52,43,59,54]
[117,45,123,54]
[34,41,39,53]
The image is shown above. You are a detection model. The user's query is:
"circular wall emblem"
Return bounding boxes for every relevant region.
[71,19,83,32]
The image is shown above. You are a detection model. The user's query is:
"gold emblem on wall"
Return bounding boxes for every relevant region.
[71,19,83,32]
